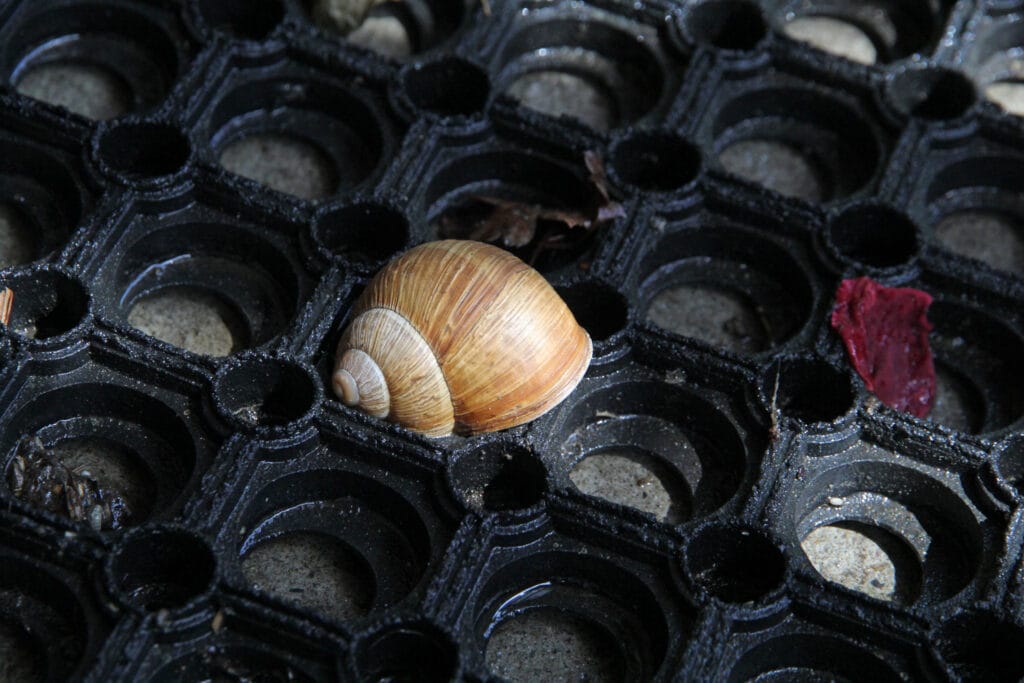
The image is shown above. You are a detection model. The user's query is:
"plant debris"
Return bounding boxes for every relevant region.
[831,277,936,418]
[439,151,625,263]
[7,436,133,531]
[0,287,12,326]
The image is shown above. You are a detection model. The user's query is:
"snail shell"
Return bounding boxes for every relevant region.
[332,240,592,436]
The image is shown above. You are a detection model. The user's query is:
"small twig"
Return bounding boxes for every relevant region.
[768,364,781,442]
[0,287,13,326]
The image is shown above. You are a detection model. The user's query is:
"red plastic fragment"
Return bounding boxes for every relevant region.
[830,277,936,417]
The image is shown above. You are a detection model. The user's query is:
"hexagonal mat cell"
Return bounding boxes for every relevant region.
[788,442,984,604]
[639,225,815,355]
[3,1,187,120]
[925,154,1024,276]
[965,15,1024,117]
[710,85,885,202]
[469,546,692,681]
[556,378,751,522]
[493,9,676,132]
[767,0,955,64]
[0,268,89,342]
[0,135,89,267]
[1,381,204,531]
[926,300,1024,434]
[234,457,447,623]
[98,208,307,356]
[300,0,467,58]
[710,604,926,680]
[201,61,396,201]
[0,553,94,682]
[425,148,612,274]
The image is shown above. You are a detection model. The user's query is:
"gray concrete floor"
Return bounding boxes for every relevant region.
[0,10,1018,683]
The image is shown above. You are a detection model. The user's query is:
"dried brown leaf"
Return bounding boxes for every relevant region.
[439,151,624,259]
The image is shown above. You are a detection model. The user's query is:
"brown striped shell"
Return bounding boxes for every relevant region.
[332,240,592,436]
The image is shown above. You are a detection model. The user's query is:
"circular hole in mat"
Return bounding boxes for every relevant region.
[402,57,490,117]
[16,62,132,120]
[506,71,617,132]
[801,523,918,603]
[559,380,748,521]
[355,622,458,683]
[242,531,374,622]
[610,130,701,192]
[127,287,244,357]
[219,134,337,200]
[302,0,464,56]
[934,211,1024,276]
[719,139,826,202]
[486,609,624,683]
[888,68,977,121]
[239,467,435,614]
[214,357,317,429]
[96,122,190,180]
[450,445,548,513]
[766,357,855,425]
[727,633,905,682]
[1,384,198,530]
[686,0,767,51]
[5,3,182,118]
[792,452,983,603]
[475,553,676,681]
[0,269,88,341]
[641,226,814,355]
[195,0,285,40]
[495,16,668,131]
[934,611,1024,681]
[570,450,689,523]
[109,528,215,611]
[686,525,785,603]
[557,280,628,343]
[712,87,882,201]
[783,16,878,65]
[0,558,88,681]
[827,203,919,269]
[313,201,408,264]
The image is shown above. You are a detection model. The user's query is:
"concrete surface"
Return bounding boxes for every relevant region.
[1,9,1019,682]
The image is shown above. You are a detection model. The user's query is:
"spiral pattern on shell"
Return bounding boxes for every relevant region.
[332,240,592,436]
